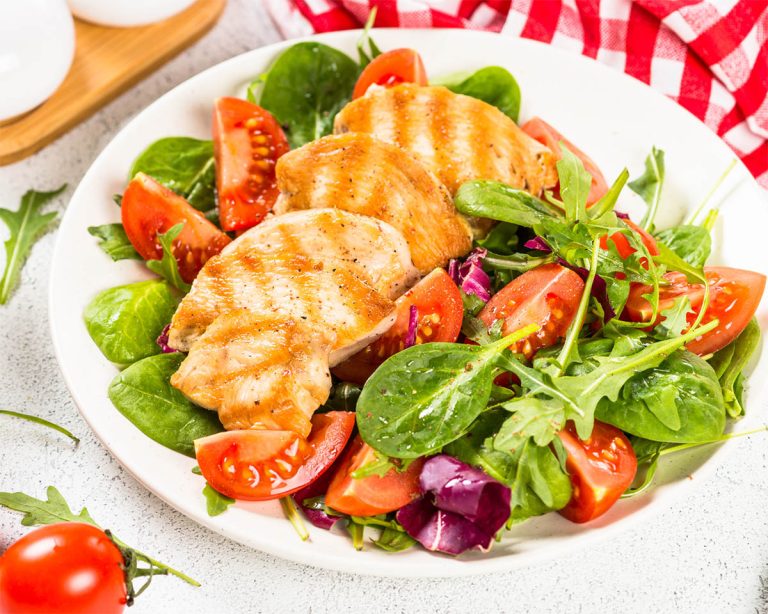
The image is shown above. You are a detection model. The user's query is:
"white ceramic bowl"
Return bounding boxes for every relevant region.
[49,30,768,577]
[0,0,75,122]
[67,0,197,27]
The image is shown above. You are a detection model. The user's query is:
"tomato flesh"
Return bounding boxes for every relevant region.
[521,117,609,205]
[213,97,289,232]
[121,173,231,283]
[332,268,463,384]
[557,421,637,523]
[624,266,765,356]
[195,411,355,501]
[478,263,585,359]
[352,48,428,99]
[0,523,127,614]
[325,436,424,516]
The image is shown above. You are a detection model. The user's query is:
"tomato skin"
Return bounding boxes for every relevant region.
[121,173,231,283]
[0,523,127,614]
[213,97,290,232]
[624,266,766,356]
[521,117,608,205]
[599,218,659,261]
[325,436,424,516]
[195,411,355,501]
[478,263,585,359]
[352,48,428,99]
[332,268,463,384]
[557,421,637,524]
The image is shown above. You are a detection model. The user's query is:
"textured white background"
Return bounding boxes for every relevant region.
[1,1,767,612]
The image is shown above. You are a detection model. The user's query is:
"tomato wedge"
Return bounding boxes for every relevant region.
[352,48,428,99]
[325,436,424,516]
[213,97,289,232]
[478,263,585,359]
[521,117,609,205]
[557,421,637,523]
[121,173,231,283]
[332,268,463,384]
[624,266,765,356]
[195,411,355,501]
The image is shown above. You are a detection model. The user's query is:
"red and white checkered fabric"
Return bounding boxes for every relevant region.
[264,0,768,188]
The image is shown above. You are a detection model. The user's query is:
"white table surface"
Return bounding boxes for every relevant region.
[1,2,767,612]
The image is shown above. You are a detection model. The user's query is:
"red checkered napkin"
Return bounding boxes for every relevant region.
[264,0,768,189]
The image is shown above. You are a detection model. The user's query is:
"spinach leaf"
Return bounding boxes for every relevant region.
[129,137,215,212]
[202,483,234,517]
[454,180,562,227]
[629,146,665,231]
[83,280,180,365]
[475,222,519,255]
[257,42,359,148]
[595,350,725,443]
[445,66,521,122]
[108,353,224,457]
[146,224,191,293]
[0,186,65,304]
[654,225,711,268]
[709,318,761,418]
[88,224,141,261]
[446,410,571,523]
[357,325,538,458]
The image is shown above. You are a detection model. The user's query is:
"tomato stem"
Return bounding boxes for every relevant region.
[109,533,201,587]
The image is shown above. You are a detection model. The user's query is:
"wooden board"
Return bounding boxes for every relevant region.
[0,0,226,166]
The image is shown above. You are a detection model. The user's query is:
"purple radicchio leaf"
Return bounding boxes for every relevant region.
[455,248,491,302]
[404,305,418,349]
[395,455,511,555]
[556,259,616,322]
[292,471,340,530]
[523,236,552,253]
[447,259,460,284]
[156,324,178,353]
[614,210,630,219]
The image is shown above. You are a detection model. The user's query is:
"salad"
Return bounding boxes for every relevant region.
[83,26,765,557]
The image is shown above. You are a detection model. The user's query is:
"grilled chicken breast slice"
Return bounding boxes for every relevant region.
[334,84,558,197]
[171,311,335,436]
[168,209,413,352]
[273,133,472,273]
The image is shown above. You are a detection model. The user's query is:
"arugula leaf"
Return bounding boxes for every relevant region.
[0,486,97,527]
[357,324,538,458]
[652,295,693,340]
[494,397,565,451]
[373,527,417,552]
[445,66,521,122]
[257,42,359,148]
[654,225,711,268]
[709,318,761,418]
[357,8,382,68]
[629,147,665,231]
[83,280,180,365]
[202,484,234,517]
[0,409,79,444]
[556,144,591,223]
[588,169,629,219]
[88,224,141,261]
[129,138,215,211]
[475,222,519,255]
[0,186,66,304]
[146,224,191,293]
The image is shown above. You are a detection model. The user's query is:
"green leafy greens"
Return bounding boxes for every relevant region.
[445,66,521,122]
[88,223,141,261]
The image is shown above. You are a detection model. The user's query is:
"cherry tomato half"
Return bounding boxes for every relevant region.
[213,97,289,232]
[325,435,424,516]
[195,411,355,501]
[352,48,428,99]
[624,266,765,356]
[478,263,585,359]
[521,117,609,205]
[121,173,231,284]
[332,268,463,384]
[0,523,127,614]
[557,421,637,524]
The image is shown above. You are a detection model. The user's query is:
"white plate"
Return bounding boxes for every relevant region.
[49,30,768,577]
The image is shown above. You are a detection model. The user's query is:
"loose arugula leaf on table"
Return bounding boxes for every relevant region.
[146,223,191,293]
[0,185,66,304]
[202,484,235,517]
[556,144,591,223]
[357,324,539,458]
[709,318,761,418]
[0,486,200,587]
[83,280,180,365]
[108,353,224,457]
[654,225,711,268]
[0,409,79,444]
[256,42,359,148]
[129,137,216,212]
[629,146,665,231]
[445,66,521,122]
[88,224,141,261]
